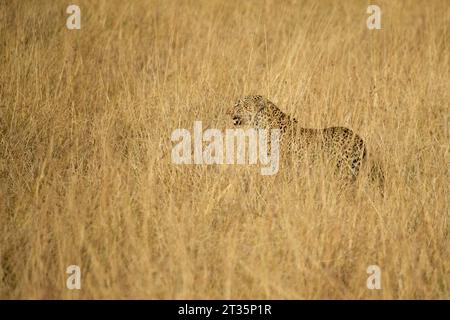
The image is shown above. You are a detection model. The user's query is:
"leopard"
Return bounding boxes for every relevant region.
[227,95,384,187]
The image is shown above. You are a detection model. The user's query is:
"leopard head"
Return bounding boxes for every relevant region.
[227,95,294,130]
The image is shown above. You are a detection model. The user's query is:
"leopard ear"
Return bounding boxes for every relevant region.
[226,104,235,115]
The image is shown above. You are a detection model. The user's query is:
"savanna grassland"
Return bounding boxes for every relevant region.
[0,0,448,299]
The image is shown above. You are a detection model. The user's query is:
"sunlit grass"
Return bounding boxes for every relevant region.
[0,0,448,299]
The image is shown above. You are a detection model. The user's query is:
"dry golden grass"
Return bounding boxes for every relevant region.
[0,0,449,299]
